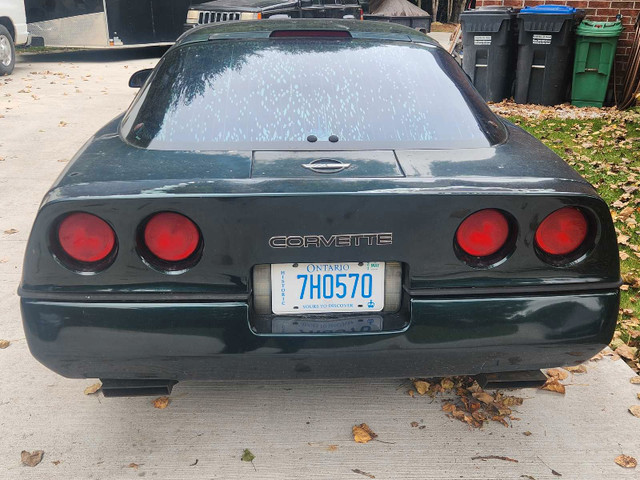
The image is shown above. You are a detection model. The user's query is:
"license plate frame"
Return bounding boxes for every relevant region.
[270,262,385,315]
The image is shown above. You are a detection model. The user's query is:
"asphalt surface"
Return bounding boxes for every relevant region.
[1,46,639,480]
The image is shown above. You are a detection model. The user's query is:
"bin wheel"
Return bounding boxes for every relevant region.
[0,25,16,76]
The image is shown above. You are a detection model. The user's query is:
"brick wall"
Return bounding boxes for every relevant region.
[474,0,639,93]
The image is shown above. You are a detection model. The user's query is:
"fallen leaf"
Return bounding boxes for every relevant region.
[563,365,587,374]
[152,396,170,409]
[619,206,636,219]
[546,368,568,380]
[614,454,637,468]
[3,228,18,235]
[616,344,637,361]
[501,395,524,407]
[472,392,494,404]
[413,380,429,395]
[52,460,60,465]
[631,376,640,384]
[431,376,528,428]
[128,463,141,470]
[441,402,456,413]
[241,449,255,462]
[467,380,482,393]
[523,431,532,436]
[352,423,377,444]
[352,468,375,478]
[629,405,640,418]
[410,421,419,428]
[83,382,101,395]
[21,450,44,467]
[540,377,566,394]
[441,378,454,390]
[0,340,10,349]
[451,408,466,420]
[327,445,338,452]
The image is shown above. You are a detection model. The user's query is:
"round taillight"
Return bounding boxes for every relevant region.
[456,209,510,257]
[143,212,200,262]
[535,207,588,256]
[57,212,116,263]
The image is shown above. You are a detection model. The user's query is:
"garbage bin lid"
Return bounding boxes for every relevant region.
[577,20,623,37]
[519,5,576,14]
[476,6,515,11]
[461,6,515,15]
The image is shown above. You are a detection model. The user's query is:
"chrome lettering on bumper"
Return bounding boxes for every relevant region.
[269,233,393,248]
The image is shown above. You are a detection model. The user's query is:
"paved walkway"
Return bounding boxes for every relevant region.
[427,31,453,49]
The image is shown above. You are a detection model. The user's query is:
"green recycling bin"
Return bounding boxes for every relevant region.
[571,20,623,107]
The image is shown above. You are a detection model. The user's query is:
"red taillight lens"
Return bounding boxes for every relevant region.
[535,207,588,256]
[456,209,509,257]
[58,213,116,263]
[144,212,200,262]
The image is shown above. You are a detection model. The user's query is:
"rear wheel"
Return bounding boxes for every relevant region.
[0,25,16,76]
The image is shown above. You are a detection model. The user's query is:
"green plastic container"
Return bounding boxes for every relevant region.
[571,20,623,107]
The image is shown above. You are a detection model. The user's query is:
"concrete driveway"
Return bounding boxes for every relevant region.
[1,48,639,480]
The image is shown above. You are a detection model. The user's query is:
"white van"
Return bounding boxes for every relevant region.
[0,0,30,75]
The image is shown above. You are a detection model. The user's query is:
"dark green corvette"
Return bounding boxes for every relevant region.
[20,20,620,396]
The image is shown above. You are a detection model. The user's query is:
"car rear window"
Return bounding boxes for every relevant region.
[121,38,506,150]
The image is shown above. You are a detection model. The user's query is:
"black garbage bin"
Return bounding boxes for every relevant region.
[460,7,518,103]
[514,5,584,105]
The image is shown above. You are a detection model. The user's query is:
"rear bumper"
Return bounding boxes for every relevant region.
[21,289,618,380]
[15,23,30,46]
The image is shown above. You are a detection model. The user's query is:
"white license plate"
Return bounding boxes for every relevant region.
[271,262,385,314]
[272,316,383,334]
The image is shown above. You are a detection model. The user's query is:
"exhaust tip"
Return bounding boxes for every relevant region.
[100,379,177,398]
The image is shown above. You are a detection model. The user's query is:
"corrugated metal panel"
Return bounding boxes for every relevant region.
[28,12,109,48]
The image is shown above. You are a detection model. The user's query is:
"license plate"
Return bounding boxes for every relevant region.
[272,316,383,334]
[271,262,385,314]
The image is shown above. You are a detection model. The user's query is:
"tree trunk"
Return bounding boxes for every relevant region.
[431,0,439,22]
[450,0,466,23]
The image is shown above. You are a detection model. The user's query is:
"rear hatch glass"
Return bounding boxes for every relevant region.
[121,38,506,150]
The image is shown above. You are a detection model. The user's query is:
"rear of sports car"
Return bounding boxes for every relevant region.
[19,20,620,395]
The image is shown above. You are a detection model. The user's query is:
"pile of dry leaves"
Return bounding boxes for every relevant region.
[407,376,525,428]
[488,100,640,121]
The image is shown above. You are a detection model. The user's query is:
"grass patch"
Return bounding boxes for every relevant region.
[17,46,85,55]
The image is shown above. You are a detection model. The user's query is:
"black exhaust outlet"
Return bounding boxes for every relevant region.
[100,379,177,397]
